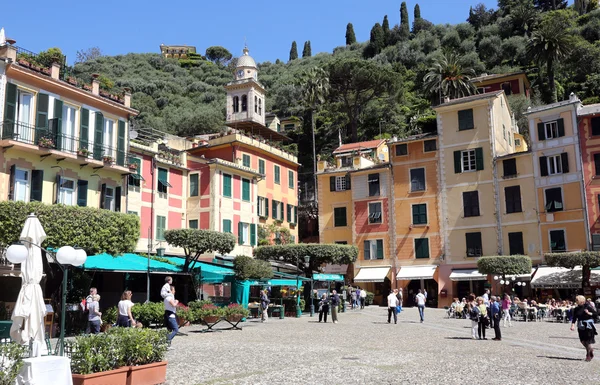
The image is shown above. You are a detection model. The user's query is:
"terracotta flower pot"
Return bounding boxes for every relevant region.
[227,315,243,323]
[203,315,220,324]
[126,361,167,385]
[72,366,129,385]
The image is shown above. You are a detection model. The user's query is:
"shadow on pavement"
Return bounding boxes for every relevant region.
[445,337,474,340]
[537,355,583,361]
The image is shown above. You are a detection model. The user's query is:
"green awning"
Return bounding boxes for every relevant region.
[158,168,172,187]
[165,257,235,284]
[129,174,144,181]
[83,253,180,273]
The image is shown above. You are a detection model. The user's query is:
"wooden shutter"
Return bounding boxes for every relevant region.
[35,93,49,144]
[265,198,269,217]
[376,239,384,259]
[458,109,474,130]
[238,221,243,244]
[537,122,545,141]
[288,170,294,189]
[454,151,461,173]
[294,206,298,224]
[363,241,370,260]
[475,147,484,170]
[539,156,548,176]
[592,117,600,136]
[345,174,351,190]
[561,152,569,173]
[595,154,600,176]
[242,179,250,201]
[223,219,231,233]
[250,224,256,246]
[115,186,122,212]
[287,204,292,223]
[30,170,44,202]
[54,173,61,204]
[557,118,565,137]
[53,99,63,151]
[8,165,15,200]
[3,83,17,138]
[280,202,284,220]
[272,200,277,219]
[100,183,106,209]
[93,112,104,160]
[80,108,89,150]
[77,180,88,207]
[117,120,126,166]
[508,232,524,255]
[330,176,336,191]
[223,174,231,197]
[190,174,199,196]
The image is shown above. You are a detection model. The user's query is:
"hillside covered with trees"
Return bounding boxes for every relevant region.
[48,0,600,188]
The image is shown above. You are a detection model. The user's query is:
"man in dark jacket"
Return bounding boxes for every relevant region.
[491,296,502,341]
[260,289,270,322]
[330,290,340,324]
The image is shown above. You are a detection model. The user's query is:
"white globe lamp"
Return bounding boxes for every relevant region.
[6,243,28,264]
[74,248,87,266]
[56,246,77,265]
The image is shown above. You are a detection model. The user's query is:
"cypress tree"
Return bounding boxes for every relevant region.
[365,23,385,58]
[345,23,357,45]
[302,41,312,58]
[289,41,298,61]
[400,2,410,38]
[414,4,421,19]
[382,15,390,46]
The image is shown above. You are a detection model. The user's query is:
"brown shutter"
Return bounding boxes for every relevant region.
[100,183,106,209]
[8,165,15,200]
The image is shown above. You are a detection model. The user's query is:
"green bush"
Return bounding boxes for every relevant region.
[164,229,236,272]
[254,244,358,275]
[365,292,374,306]
[106,327,168,366]
[233,255,274,280]
[187,299,213,323]
[224,303,250,318]
[103,306,118,325]
[477,255,532,275]
[545,252,600,269]
[131,302,164,327]
[0,343,28,385]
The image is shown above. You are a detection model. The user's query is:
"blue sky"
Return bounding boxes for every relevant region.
[2,0,548,64]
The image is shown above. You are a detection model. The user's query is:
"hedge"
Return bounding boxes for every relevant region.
[254,244,358,275]
[164,229,236,272]
[476,255,532,276]
[545,252,600,269]
[0,201,139,256]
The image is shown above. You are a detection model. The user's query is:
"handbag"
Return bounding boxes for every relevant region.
[396,305,402,313]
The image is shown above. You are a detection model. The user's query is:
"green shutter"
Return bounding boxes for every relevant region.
[364,241,371,260]
[376,240,384,259]
[158,168,169,191]
[36,93,49,138]
[416,238,429,259]
[54,174,61,204]
[223,174,232,197]
[475,147,484,170]
[238,221,243,244]
[243,154,250,168]
[275,166,280,184]
[265,198,269,217]
[259,159,265,175]
[287,204,292,223]
[3,83,17,139]
[458,109,474,130]
[80,108,89,151]
[272,200,277,219]
[557,118,565,137]
[53,99,63,151]
[454,151,462,173]
[412,204,427,225]
[115,186,121,212]
[30,170,44,202]
[189,220,198,229]
[537,122,545,141]
[100,183,106,209]
[156,216,166,240]
[117,120,125,166]
[330,176,336,191]
[77,180,88,207]
[223,219,231,233]
[345,174,351,190]
[190,174,199,196]
[288,170,294,189]
[250,224,256,246]
[294,206,297,224]
[242,179,250,201]
[93,112,104,160]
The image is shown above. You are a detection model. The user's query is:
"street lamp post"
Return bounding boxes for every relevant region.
[295,255,301,318]
[303,255,312,317]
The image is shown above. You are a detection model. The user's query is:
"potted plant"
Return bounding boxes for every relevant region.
[67,77,78,86]
[38,136,55,149]
[17,58,30,67]
[224,303,249,322]
[78,147,90,157]
[0,342,28,384]
[42,67,51,76]
[69,333,129,385]
[103,155,115,165]
[176,304,191,327]
[198,303,223,324]
[101,306,117,332]
[83,84,92,91]
[128,162,138,171]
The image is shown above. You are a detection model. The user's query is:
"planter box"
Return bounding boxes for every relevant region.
[126,361,167,385]
[72,366,129,385]
[227,315,243,323]
[203,315,220,324]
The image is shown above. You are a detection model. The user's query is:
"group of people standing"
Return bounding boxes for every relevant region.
[318,290,340,323]
[349,286,367,309]
[466,292,503,341]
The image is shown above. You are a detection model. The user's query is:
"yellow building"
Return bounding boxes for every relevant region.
[159,44,197,59]
[526,95,589,254]
[0,43,137,212]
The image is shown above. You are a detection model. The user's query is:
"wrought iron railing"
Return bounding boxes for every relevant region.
[1,120,129,167]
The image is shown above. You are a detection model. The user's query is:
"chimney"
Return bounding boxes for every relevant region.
[0,44,17,63]
[443,96,450,104]
[569,92,578,102]
[92,79,100,95]
[50,62,60,80]
[123,88,131,108]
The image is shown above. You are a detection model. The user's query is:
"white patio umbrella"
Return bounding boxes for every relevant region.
[10,214,47,356]
[0,28,5,45]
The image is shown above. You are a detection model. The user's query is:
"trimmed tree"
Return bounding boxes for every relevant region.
[233,255,273,281]
[302,41,312,58]
[164,229,236,273]
[289,41,298,61]
[545,252,600,292]
[345,23,357,45]
[477,256,532,293]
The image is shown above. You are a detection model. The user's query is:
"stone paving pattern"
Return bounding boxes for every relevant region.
[165,306,599,384]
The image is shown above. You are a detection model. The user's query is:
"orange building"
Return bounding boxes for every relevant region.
[578,103,600,249]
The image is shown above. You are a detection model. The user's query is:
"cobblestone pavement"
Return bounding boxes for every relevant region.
[165,306,599,384]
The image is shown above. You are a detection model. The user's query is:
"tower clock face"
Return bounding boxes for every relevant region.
[237,70,244,79]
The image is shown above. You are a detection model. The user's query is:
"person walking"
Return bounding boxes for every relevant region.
[318,294,330,323]
[164,286,179,347]
[330,290,340,324]
[397,288,403,313]
[468,295,480,339]
[477,296,488,340]
[84,287,98,334]
[502,293,513,327]
[387,290,399,324]
[571,295,598,361]
[360,288,367,309]
[260,289,270,323]
[161,276,173,299]
[416,289,426,323]
[483,289,490,306]
[117,290,136,327]
[351,290,357,310]
[87,294,102,334]
[491,296,502,341]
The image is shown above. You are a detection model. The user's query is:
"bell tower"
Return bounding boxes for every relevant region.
[225,46,265,126]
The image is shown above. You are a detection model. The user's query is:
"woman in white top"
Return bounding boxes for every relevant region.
[87,294,102,334]
[117,290,136,327]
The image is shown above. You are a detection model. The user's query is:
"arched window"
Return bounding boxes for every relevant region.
[241,95,247,112]
[254,96,258,113]
[258,98,262,116]
[233,96,239,113]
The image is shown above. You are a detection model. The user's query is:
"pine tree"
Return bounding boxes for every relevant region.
[302,41,312,58]
[289,41,298,61]
[414,4,421,19]
[345,23,357,45]
[382,15,390,46]
[400,2,410,39]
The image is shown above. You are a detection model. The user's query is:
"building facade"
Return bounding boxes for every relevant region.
[471,72,530,98]
[578,103,600,250]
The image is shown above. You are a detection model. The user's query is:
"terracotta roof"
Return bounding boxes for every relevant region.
[471,72,527,83]
[333,139,385,154]
[433,91,503,109]
[389,133,437,144]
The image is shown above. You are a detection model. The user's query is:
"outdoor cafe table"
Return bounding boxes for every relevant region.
[248,304,284,319]
[16,355,72,385]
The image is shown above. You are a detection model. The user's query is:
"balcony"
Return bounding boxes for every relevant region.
[208,133,298,163]
[1,120,130,170]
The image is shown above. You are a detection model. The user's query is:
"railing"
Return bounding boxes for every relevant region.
[1,120,129,167]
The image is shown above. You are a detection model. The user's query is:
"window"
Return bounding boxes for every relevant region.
[545,121,559,139]
[104,186,115,211]
[59,178,76,206]
[462,150,477,172]
[503,124,507,141]
[594,154,600,176]
[240,222,249,245]
[157,167,169,195]
[103,119,115,157]
[330,175,351,191]
[242,178,250,201]
[156,215,166,240]
[539,153,568,176]
[414,238,430,259]
[242,154,250,168]
[272,200,284,220]
[505,186,522,214]
[190,174,199,197]
[410,168,425,192]
[287,204,296,223]
[454,148,483,172]
[368,173,380,197]
[277,122,281,132]
[241,95,247,112]
[592,117,600,136]
[61,104,77,152]
[254,96,258,113]
[233,96,239,113]
[258,159,265,175]
[258,197,268,217]
[258,98,262,115]
[14,168,29,202]
[545,187,563,212]
[223,174,232,198]
[223,219,232,233]
[463,191,480,217]
[274,165,280,184]
[284,123,295,130]
[396,144,408,156]
[503,158,517,178]
[128,158,142,189]
[547,154,563,175]
[334,207,347,227]
[364,239,384,260]
[501,82,512,96]
[341,156,352,167]
[288,170,294,189]
[466,232,483,257]
[189,220,198,229]
[458,109,474,131]
[550,230,566,252]
[508,132,512,146]
[515,138,521,147]
[412,204,427,225]
[368,202,382,224]
[508,232,524,255]
[423,140,436,152]
[537,119,564,140]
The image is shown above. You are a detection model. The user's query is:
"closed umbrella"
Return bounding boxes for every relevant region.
[0,28,5,45]
[10,214,47,356]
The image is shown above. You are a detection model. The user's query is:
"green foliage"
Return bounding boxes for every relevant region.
[302,41,312,58]
[414,4,421,19]
[423,51,476,100]
[0,201,139,256]
[103,306,118,325]
[205,46,232,65]
[233,255,274,281]
[400,2,410,38]
[0,343,27,385]
[289,41,298,61]
[164,229,235,272]
[345,23,357,45]
[534,0,567,11]
[476,255,532,275]
[365,23,385,58]
[131,302,164,327]
[365,291,375,306]
[382,15,391,45]
[224,303,250,318]
[19,47,66,69]
[545,252,600,269]
[196,303,225,319]
[106,327,168,366]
